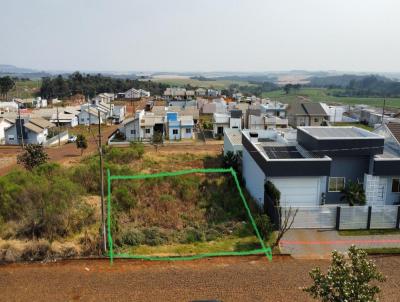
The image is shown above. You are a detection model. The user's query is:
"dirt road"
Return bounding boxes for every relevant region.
[0,256,399,302]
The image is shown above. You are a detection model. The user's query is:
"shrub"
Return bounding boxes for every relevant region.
[20,240,51,261]
[255,214,274,240]
[264,181,280,207]
[17,144,49,170]
[121,229,145,246]
[142,227,168,246]
[184,228,205,243]
[113,187,137,211]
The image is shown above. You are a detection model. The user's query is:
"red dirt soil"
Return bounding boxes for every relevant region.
[0,255,399,302]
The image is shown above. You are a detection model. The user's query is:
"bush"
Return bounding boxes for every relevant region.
[255,214,274,240]
[20,240,51,261]
[184,228,205,243]
[0,168,94,241]
[142,227,168,246]
[121,229,145,246]
[17,144,49,170]
[113,187,137,211]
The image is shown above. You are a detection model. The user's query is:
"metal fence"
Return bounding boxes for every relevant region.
[279,205,400,230]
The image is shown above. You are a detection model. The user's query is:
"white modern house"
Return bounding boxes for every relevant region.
[213,109,243,137]
[0,117,13,144]
[241,127,400,229]
[120,88,150,99]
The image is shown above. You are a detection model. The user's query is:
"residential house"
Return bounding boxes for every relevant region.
[164,87,187,98]
[4,117,55,145]
[195,88,207,96]
[213,110,242,137]
[0,117,13,144]
[242,126,400,228]
[166,112,194,140]
[95,93,115,103]
[207,89,220,97]
[78,105,104,125]
[320,103,349,123]
[50,112,78,127]
[247,108,288,130]
[119,88,150,99]
[287,102,328,127]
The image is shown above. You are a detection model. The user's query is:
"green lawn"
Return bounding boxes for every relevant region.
[339,229,400,236]
[152,77,255,89]
[364,247,400,255]
[263,88,400,109]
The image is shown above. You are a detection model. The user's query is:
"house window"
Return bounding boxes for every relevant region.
[185,128,191,134]
[130,129,136,135]
[328,177,345,192]
[314,118,318,122]
[173,129,178,135]
[145,129,150,134]
[8,135,14,141]
[392,178,400,193]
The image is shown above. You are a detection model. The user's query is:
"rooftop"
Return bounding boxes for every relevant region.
[299,126,382,139]
[224,128,242,146]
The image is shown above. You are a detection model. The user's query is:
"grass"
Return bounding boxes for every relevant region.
[118,234,276,257]
[6,80,41,99]
[339,229,400,236]
[152,77,255,89]
[262,88,400,109]
[364,247,400,255]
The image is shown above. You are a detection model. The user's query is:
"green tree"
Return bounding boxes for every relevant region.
[76,134,88,155]
[0,76,15,99]
[151,131,163,151]
[340,180,366,206]
[283,84,293,94]
[304,245,385,302]
[222,151,240,171]
[17,144,49,170]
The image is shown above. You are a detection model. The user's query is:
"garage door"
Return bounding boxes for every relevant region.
[269,177,320,206]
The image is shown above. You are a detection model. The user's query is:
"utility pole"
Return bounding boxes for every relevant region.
[98,109,107,253]
[56,105,61,146]
[17,103,25,148]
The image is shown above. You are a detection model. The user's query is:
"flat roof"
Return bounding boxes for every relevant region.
[224,128,242,146]
[299,126,382,139]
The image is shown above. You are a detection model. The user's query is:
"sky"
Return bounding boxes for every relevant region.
[1,0,399,72]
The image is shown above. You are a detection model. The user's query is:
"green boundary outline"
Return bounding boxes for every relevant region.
[107,167,272,264]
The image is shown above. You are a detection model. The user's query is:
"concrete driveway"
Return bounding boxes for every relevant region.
[280,229,400,259]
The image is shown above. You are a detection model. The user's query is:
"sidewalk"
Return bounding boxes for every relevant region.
[280,229,400,259]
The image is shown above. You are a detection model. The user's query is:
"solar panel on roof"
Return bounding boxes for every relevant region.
[263,146,303,159]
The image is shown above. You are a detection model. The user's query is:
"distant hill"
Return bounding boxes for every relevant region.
[0,64,38,73]
[308,74,392,88]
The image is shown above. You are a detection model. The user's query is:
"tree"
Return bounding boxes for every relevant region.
[304,245,385,302]
[273,206,298,248]
[76,134,88,156]
[151,131,163,152]
[340,180,366,206]
[0,76,15,100]
[283,84,293,94]
[17,144,49,170]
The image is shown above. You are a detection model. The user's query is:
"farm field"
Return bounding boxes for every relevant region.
[263,88,400,109]
[152,77,255,89]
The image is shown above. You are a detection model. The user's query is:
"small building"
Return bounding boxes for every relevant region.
[4,117,55,145]
[0,117,13,144]
[287,103,328,127]
[223,128,242,155]
[78,106,104,125]
[120,88,150,99]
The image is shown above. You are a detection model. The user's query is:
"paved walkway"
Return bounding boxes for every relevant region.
[280,229,400,259]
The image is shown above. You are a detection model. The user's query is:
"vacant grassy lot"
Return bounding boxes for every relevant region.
[5,80,41,99]
[263,88,400,109]
[152,77,255,89]
[0,144,269,262]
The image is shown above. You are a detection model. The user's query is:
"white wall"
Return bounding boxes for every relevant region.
[229,117,242,129]
[242,148,266,207]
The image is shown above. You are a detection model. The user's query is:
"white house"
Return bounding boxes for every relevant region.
[0,118,13,144]
[121,88,150,99]
[4,117,55,145]
[213,110,243,137]
[78,106,104,125]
